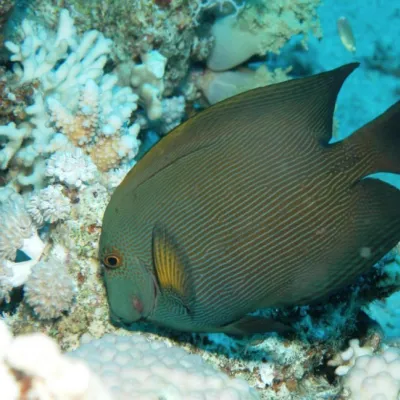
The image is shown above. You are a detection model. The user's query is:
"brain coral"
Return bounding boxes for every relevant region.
[69,333,260,400]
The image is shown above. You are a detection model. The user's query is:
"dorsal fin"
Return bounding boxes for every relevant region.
[120,63,359,192]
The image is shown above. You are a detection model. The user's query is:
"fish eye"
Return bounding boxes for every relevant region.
[103,254,122,269]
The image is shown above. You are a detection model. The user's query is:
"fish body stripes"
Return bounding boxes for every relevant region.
[100,64,400,335]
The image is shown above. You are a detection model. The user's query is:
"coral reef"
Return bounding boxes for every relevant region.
[45,148,98,189]
[329,337,400,400]
[159,95,186,134]
[25,0,214,95]
[0,192,45,302]
[116,50,167,121]
[196,65,291,105]
[1,9,141,188]
[0,320,112,399]
[342,348,400,400]
[0,1,399,400]
[207,0,322,71]
[70,332,260,400]
[27,185,71,225]
[0,67,35,126]
[24,257,77,320]
[1,320,262,400]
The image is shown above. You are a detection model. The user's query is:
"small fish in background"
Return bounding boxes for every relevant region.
[337,16,356,53]
[100,63,400,337]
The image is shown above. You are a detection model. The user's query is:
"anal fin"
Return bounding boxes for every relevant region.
[219,315,293,337]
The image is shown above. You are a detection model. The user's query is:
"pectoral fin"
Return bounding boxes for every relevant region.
[152,224,193,314]
[219,315,293,337]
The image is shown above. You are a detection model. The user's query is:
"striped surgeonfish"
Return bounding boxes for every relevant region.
[99,63,400,335]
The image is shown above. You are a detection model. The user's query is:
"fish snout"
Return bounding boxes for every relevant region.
[109,310,127,326]
[109,308,144,328]
[109,303,143,327]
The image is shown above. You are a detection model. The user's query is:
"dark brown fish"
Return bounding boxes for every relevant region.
[99,63,400,335]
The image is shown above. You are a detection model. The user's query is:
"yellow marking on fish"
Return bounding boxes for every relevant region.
[337,16,356,53]
[153,226,187,297]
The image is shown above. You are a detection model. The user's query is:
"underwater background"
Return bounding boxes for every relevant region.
[0,0,399,399]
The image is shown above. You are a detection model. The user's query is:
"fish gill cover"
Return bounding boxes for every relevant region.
[0,0,399,399]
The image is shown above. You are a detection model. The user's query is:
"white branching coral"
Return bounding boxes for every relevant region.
[0,261,14,304]
[0,194,34,261]
[0,122,29,170]
[45,148,97,188]
[0,193,46,302]
[24,257,77,320]
[118,50,167,121]
[27,185,71,225]
[88,123,140,172]
[0,9,142,187]
[47,75,141,171]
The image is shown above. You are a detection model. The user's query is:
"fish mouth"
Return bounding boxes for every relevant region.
[109,309,134,327]
[110,312,146,329]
